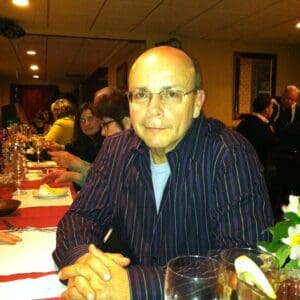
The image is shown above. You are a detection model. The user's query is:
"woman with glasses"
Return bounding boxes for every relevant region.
[47,102,103,164]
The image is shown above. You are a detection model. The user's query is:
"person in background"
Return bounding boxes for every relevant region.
[43,89,130,187]
[1,96,28,127]
[44,98,74,145]
[54,46,274,299]
[47,102,103,163]
[0,232,22,245]
[236,95,277,167]
[271,85,300,135]
[32,109,53,135]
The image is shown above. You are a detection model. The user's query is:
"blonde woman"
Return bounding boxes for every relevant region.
[45,98,75,145]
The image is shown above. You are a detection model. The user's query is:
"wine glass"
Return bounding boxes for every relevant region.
[219,247,279,300]
[32,134,45,164]
[164,255,219,299]
[13,151,26,195]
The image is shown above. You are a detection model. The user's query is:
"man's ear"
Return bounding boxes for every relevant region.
[122,117,131,129]
[193,90,205,118]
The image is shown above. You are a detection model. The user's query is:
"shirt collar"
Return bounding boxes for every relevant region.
[252,112,269,124]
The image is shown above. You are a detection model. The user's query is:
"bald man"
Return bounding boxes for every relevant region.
[55,46,273,299]
[271,85,300,134]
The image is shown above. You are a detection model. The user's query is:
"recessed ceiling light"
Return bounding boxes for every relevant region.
[296,22,300,29]
[30,64,39,71]
[33,75,39,79]
[12,0,29,7]
[26,50,36,55]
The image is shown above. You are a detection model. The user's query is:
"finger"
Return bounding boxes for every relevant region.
[59,263,101,282]
[88,244,129,281]
[73,275,95,300]
[89,244,130,267]
[0,233,22,244]
[61,286,87,300]
[106,253,130,267]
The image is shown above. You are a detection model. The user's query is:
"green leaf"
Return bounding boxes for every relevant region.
[276,245,291,267]
[257,240,282,253]
[284,259,299,269]
[284,212,300,222]
[271,221,297,242]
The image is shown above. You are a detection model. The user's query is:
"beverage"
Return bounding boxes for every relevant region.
[218,248,279,300]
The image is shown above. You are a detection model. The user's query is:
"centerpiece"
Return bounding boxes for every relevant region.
[257,195,300,298]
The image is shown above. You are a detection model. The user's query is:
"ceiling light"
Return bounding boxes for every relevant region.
[12,0,29,7]
[30,64,39,71]
[33,75,39,79]
[296,22,300,29]
[26,50,36,55]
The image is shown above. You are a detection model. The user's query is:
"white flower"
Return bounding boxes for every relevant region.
[281,224,300,260]
[282,195,300,216]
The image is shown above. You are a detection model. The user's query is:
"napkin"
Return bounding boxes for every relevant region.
[13,188,73,208]
[27,161,57,168]
[0,273,66,299]
[0,229,57,275]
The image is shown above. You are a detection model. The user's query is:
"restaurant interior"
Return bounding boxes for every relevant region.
[0,0,300,299]
[0,0,299,127]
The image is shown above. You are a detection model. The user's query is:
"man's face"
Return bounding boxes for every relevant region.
[282,90,299,110]
[129,47,204,162]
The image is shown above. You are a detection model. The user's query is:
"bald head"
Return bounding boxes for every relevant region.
[129,46,201,91]
[281,85,300,110]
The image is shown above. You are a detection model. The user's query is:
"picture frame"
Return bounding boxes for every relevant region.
[233,52,277,119]
[116,63,128,91]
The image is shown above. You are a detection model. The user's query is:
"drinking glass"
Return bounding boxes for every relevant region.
[13,152,25,195]
[32,134,45,164]
[164,255,219,299]
[219,247,279,300]
[237,268,300,300]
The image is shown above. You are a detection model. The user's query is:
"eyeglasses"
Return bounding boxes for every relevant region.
[101,119,117,128]
[126,88,196,105]
[80,116,96,124]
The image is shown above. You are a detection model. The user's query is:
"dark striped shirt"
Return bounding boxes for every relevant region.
[53,114,274,299]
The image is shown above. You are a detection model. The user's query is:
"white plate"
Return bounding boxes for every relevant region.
[32,189,68,199]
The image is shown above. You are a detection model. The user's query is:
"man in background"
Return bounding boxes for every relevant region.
[1,96,28,127]
[271,85,300,135]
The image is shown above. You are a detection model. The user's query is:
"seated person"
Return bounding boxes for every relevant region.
[45,98,75,145]
[236,95,277,167]
[54,46,273,299]
[43,89,130,186]
[0,232,22,244]
[1,97,28,127]
[47,102,104,163]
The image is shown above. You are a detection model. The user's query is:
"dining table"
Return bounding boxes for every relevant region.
[0,161,76,300]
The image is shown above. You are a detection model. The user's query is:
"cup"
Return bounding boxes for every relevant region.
[219,248,279,300]
[164,255,219,299]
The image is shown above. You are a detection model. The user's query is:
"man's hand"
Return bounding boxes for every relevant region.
[42,170,82,184]
[48,151,81,169]
[0,232,22,244]
[59,245,131,299]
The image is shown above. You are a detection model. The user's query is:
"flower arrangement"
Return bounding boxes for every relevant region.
[258,195,300,269]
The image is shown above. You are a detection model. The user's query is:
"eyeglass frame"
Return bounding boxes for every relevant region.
[126,88,197,105]
[100,117,124,129]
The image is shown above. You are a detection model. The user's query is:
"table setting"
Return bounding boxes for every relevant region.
[164,195,300,299]
[0,125,76,299]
